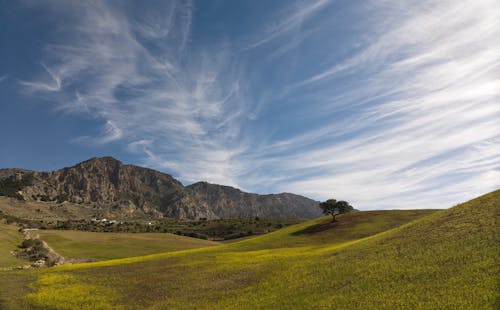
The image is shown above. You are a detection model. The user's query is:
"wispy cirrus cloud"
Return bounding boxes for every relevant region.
[73,120,123,145]
[18,0,250,186]
[19,63,62,92]
[242,0,332,51]
[17,0,500,210]
[259,0,500,208]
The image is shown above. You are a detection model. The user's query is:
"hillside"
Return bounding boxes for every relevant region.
[0,157,321,220]
[2,190,496,309]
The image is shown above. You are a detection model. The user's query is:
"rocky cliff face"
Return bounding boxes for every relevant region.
[182,182,321,219]
[0,157,321,220]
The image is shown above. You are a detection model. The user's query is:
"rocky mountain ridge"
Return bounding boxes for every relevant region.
[0,157,321,220]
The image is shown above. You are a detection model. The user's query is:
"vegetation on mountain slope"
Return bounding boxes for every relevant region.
[0,170,35,200]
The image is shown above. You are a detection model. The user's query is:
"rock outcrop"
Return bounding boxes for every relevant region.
[14,229,65,267]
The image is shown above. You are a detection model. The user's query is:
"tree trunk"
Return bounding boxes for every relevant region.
[331,214,337,222]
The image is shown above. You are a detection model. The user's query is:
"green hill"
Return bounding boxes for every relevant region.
[0,190,498,309]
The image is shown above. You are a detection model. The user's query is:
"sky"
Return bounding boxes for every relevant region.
[0,0,499,210]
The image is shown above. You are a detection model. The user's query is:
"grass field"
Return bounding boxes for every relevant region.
[0,221,27,268]
[0,221,35,309]
[36,230,220,261]
[0,190,498,309]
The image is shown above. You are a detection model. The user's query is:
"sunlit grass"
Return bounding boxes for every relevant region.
[0,221,27,268]
[26,273,123,310]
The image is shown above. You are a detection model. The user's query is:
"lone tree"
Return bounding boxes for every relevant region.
[319,199,353,222]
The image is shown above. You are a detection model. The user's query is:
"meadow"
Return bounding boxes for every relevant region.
[36,230,219,261]
[0,190,497,309]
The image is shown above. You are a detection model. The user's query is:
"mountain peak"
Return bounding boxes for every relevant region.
[82,156,122,165]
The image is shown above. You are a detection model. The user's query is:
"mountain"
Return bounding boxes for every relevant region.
[0,157,321,220]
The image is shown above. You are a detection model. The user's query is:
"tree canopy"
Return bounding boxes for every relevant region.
[319,199,353,222]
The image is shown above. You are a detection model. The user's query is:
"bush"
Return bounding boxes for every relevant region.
[56,193,69,203]
[0,174,33,200]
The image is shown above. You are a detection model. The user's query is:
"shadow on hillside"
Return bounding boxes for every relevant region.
[292,221,338,235]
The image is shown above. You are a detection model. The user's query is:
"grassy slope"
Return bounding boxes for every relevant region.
[36,230,220,261]
[0,222,35,309]
[2,190,498,309]
[0,221,27,268]
[230,209,436,251]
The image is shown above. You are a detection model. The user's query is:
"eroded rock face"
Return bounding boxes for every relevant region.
[0,157,321,220]
[182,182,322,219]
[32,157,181,204]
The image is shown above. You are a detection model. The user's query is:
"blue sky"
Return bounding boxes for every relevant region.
[1,0,499,210]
